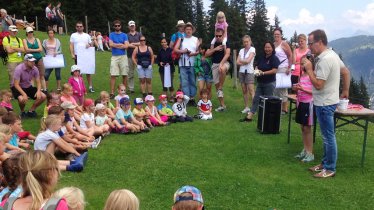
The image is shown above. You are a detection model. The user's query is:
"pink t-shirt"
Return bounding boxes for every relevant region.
[293,48,310,77]
[0,197,69,210]
[60,95,78,106]
[215,21,228,30]
[297,74,313,103]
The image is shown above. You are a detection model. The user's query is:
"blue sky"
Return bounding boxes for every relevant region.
[203,0,374,40]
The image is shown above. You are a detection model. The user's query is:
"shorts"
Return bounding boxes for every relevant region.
[110,55,129,76]
[11,86,38,100]
[7,62,22,81]
[295,102,314,126]
[291,75,299,85]
[197,74,213,83]
[212,62,230,85]
[239,72,254,84]
[137,65,153,79]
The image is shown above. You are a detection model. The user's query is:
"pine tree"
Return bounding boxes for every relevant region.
[349,77,360,105]
[359,76,370,107]
[247,0,270,60]
[194,0,208,44]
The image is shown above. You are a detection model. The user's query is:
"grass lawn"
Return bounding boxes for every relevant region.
[1,31,373,210]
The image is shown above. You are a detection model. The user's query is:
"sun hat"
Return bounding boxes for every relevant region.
[120,97,131,106]
[176,20,185,28]
[144,95,155,102]
[128,20,135,26]
[26,27,33,33]
[184,22,196,33]
[24,54,36,62]
[60,101,77,110]
[71,65,80,72]
[9,25,18,32]
[175,91,184,99]
[159,94,167,101]
[83,98,94,107]
[95,103,106,110]
[134,98,144,105]
[174,185,203,204]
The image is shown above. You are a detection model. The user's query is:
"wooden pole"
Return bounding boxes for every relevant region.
[85,16,88,33]
[64,16,68,34]
[24,16,26,21]
[232,49,238,89]
[107,21,110,34]
[35,16,38,31]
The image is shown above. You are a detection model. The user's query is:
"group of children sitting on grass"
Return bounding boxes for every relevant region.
[0,64,214,173]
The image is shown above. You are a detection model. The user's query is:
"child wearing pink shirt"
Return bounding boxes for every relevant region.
[293,63,314,163]
[68,65,86,105]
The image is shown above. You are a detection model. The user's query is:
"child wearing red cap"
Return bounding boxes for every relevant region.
[81,98,110,139]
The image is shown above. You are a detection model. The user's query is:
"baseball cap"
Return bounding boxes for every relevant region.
[120,97,131,106]
[174,185,204,204]
[159,94,167,101]
[71,65,80,72]
[95,103,106,110]
[24,54,36,62]
[128,20,136,26]
[60,101,77,110]
[144,95,155,102]
[26,27,33,33]
[9,25,18,32]
[134,98,144,105]
[175,91,184,99]
[83,98,94,107]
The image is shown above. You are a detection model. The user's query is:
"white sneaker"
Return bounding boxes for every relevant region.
[217,89,224,98]
[215,106,226,112]
[241,107,250,114]
[91,136,102,149]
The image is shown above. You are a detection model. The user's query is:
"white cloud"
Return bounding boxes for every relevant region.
[267,6,279,24]
[282,8,324,25]
[344,2,374,26]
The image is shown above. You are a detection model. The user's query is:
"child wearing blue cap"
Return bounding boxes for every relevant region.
[173,185,204,210]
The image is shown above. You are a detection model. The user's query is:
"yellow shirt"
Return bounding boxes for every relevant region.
[2,36,23,63]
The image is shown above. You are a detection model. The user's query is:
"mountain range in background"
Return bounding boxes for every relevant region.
[329,35,374,96]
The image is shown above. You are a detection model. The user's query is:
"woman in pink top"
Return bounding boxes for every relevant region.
[291,34,310,85]
[68,65,86,105]
[293,58,314,163]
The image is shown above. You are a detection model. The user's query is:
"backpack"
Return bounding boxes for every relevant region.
[2,196,63,210]
[171,34,183,63]
[0,34,21,65]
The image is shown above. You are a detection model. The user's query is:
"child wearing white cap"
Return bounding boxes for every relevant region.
[68,65,87,105]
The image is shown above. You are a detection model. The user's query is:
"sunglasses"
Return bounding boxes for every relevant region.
[76,26,83,28]
[28,31,33,34]
[114,25,121,27]
[215,35,222,38]
[140,39,146,41]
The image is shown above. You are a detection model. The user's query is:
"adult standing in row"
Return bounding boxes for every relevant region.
[237,35,256,114]
[3,25,24,84]
[206,28,231,112]
[273,28,292,114]
[127,20,142,94]
[174,22,199,106]
[156,38,175,101]
[69,21,95,92]
[109,20,129,98]
[132,36,154,97]
[241,41,279,122]
[45,3,55,32]
[42,29,62,91]
[55,2,64,35]
[304,29,350,178]
[23,27,47,92]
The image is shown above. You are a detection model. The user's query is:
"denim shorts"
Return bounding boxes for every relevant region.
[197,74,213,83]
[137,65,153,79]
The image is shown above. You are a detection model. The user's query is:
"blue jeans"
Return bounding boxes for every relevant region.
[251,82,275,114]
[180,66,196,97]
[315,104,338,172]
[44,68,61,81]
